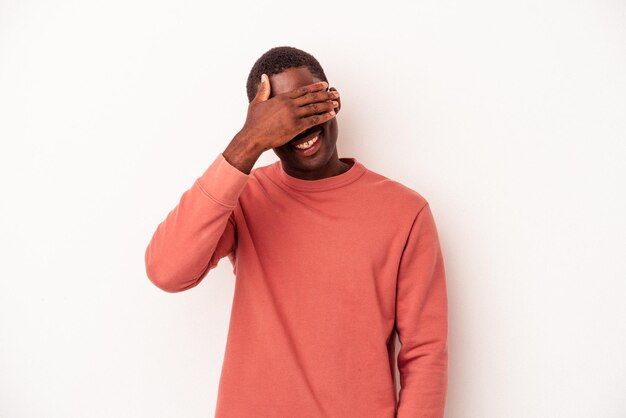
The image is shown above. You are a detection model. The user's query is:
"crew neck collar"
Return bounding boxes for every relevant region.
[272,157,366,192]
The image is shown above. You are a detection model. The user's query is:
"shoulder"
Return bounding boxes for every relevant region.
[243,160,277,187]
[361,165,429,214]
[233,160,285,202]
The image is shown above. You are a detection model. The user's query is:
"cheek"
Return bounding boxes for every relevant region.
[323,120,338,139]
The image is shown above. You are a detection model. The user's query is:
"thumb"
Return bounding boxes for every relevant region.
[253,73,271,103]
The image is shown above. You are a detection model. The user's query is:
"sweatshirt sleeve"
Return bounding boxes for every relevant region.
[395,203,449,418]
[144,153,250,293]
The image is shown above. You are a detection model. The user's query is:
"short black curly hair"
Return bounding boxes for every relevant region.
[246,46,328,103]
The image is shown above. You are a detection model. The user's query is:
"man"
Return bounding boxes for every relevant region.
[145,46,448,418]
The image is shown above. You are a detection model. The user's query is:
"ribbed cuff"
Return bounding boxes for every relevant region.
[195,153,250,207]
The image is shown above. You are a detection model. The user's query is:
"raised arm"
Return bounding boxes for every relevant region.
[395,203,449,418]
[144,151,252,293]
[145,73,339,292]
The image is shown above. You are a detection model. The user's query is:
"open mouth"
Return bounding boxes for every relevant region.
[289,128,322,147]
[287,128,323,157]
[284,126,324,157]
[292,133,322,156]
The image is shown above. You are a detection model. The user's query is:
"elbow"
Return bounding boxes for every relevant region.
[144,247,190,293]
[144,243,212,293]
[145,258,182,293]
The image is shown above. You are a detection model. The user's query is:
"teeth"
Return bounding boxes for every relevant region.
[295,136,318,150]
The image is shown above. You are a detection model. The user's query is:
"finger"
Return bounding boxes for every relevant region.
[299,109,337,131]
[285,80,329,99]
[329,87,341,113]
[295,99,338,118]
[252,73,271,103]
[293,89,339,107]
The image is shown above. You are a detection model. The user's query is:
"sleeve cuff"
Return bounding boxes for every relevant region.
[195,153,250,207]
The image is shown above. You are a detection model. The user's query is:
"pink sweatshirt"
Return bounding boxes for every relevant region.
[145,153,448,418]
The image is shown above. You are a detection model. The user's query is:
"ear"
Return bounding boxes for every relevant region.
[329,87,341,115]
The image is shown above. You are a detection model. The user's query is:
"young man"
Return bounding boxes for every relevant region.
[145,46,448,418]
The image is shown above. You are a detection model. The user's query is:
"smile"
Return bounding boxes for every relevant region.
[294,135,318,149]
[291,130,323,157]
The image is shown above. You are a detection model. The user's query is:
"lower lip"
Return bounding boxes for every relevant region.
[292,134,323,157]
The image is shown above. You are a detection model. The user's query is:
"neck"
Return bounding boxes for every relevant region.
[282,157,352,181]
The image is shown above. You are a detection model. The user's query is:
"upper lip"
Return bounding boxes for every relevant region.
[289,129,322,147]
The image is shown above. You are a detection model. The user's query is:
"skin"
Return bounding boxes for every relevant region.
[223,66,350,178]
[267,67,352,180]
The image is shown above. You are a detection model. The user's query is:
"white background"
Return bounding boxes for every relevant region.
[1,0,625,417]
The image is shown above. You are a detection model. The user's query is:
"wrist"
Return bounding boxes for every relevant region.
[233,128,267,155]
[223,130,265,175]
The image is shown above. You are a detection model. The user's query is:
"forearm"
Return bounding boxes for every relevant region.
[222,129,266,175]
[396,272,448,417]
[396,319,448,417]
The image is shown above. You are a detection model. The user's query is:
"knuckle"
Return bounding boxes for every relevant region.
[283,98,295,110]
